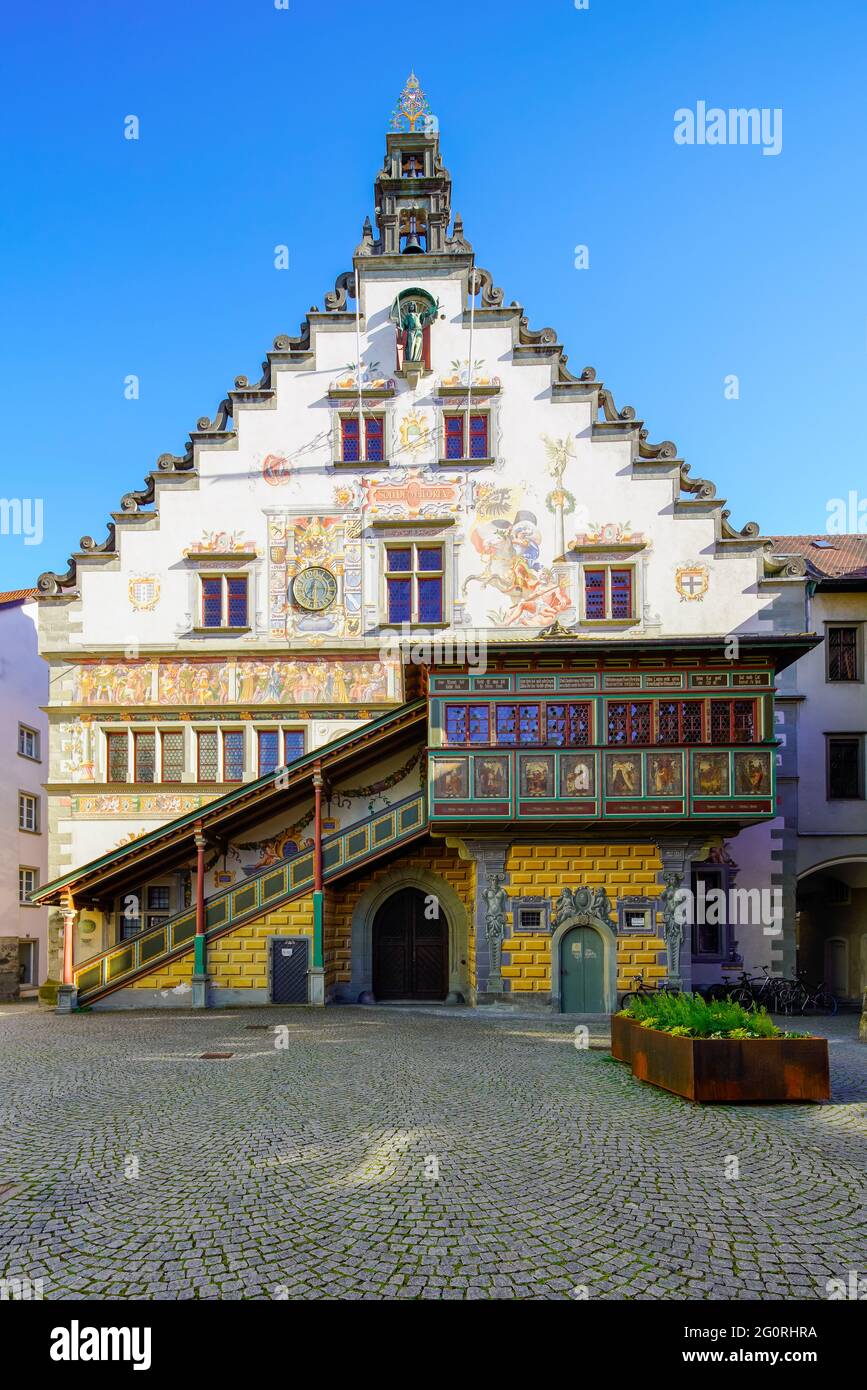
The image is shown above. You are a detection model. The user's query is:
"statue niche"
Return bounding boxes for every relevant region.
[390,287,439,373]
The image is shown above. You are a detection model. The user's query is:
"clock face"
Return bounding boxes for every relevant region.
[292,566,338,612]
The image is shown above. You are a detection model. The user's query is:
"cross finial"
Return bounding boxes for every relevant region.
[390,70,431,132]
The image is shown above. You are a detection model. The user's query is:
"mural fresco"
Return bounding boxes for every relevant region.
[605,752,642,797]
[159,662,231,704]
[464,506,572,627]
[73,662,155,705]
[567,521,646,548]
[58,723,94,782]
[734,751,772,795]
[236,659,392,704]
[439,359,501,388]
[267,513,362,639]
[261,454,293,487]
[520,755,554,798]
[329,359,395,392]
[68,793,210,817]
[433,759,468,799]
[559,753,595,798]
[183,530,256,556]
[361,467,464,520]
[474,755,509,798]
[693,751,730,796]
[71,657,395,706]
[648,751,684,796]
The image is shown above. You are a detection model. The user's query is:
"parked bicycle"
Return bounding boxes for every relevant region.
[799,977,838,1016]
[709,965,806,1015]
[619,974,680,1008]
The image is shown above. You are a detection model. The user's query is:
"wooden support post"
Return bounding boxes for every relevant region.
[192,825,208,1006]
[310,767,325,1002]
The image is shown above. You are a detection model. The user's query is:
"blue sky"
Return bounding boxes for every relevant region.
[1,0,865,589]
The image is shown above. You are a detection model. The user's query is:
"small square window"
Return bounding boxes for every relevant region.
[385,544,443,624]
[18,867,39,903]
[828,626,860,682]
[18,725,40,760]
[828,737,863,799]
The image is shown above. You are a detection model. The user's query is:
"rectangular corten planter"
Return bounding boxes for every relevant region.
[610,1013,638,1064]
[628,1026,830,1103]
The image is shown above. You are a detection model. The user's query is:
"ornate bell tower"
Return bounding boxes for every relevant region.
[355,72,470,259]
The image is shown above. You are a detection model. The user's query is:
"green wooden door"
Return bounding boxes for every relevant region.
[560,927,605,1013]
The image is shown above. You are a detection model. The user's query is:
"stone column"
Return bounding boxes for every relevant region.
[464,839,511,1003]
[191,829,208,1009]
[56,907,78,1013]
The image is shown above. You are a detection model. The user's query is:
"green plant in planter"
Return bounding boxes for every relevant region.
[619,991,801,1039]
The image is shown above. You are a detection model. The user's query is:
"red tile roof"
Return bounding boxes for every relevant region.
[0,588,38,605]
[770,536,867,580]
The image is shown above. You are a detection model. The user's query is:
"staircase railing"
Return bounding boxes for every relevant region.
[73,792,427,999]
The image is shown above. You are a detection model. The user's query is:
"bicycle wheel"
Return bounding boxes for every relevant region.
[619,992,641,1009]
[727,987,754,1009]
[803,990,837,1017]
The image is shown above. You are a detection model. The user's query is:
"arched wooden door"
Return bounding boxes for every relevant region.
[559,925,605,1013]
[372,887,447,1001]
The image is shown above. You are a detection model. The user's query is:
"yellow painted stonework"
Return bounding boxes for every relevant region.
[322,842,476,992]
[503,843,665,993]
[207,895,314,990]
[130,955,194,990]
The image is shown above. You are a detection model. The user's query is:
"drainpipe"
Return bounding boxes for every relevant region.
[192,824,208,1009]
[310,766,326,1005]
[57,891,78,1014]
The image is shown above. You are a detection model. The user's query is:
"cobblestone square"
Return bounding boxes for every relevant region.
[1,1004,865,1300]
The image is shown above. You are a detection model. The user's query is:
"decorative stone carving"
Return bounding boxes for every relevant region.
[324,270,356,313]
[679,462,716,500]
[553,884,614,927]
[598,387,636,423]
[660,868,685,985]
[483,872,509,980]
[637,429,678,460]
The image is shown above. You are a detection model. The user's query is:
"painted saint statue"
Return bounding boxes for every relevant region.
[399,297,439,363]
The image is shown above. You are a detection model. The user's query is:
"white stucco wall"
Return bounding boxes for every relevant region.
[0,598,49,983]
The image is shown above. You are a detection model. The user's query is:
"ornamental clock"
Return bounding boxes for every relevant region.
[291,566,338,612]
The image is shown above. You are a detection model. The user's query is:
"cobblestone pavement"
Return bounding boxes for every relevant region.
[1,1003,865,1300]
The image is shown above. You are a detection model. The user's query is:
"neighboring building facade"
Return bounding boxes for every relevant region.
[0,591,49,994]
[33,77,822,1011]
[772,538,867,1008]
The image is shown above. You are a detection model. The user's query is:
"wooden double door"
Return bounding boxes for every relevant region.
[372,887,447,1001]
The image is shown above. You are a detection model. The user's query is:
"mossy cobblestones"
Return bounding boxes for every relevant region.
[0,1004,864,1300]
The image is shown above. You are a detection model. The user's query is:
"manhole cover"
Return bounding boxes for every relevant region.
[199,1052,234,1060]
